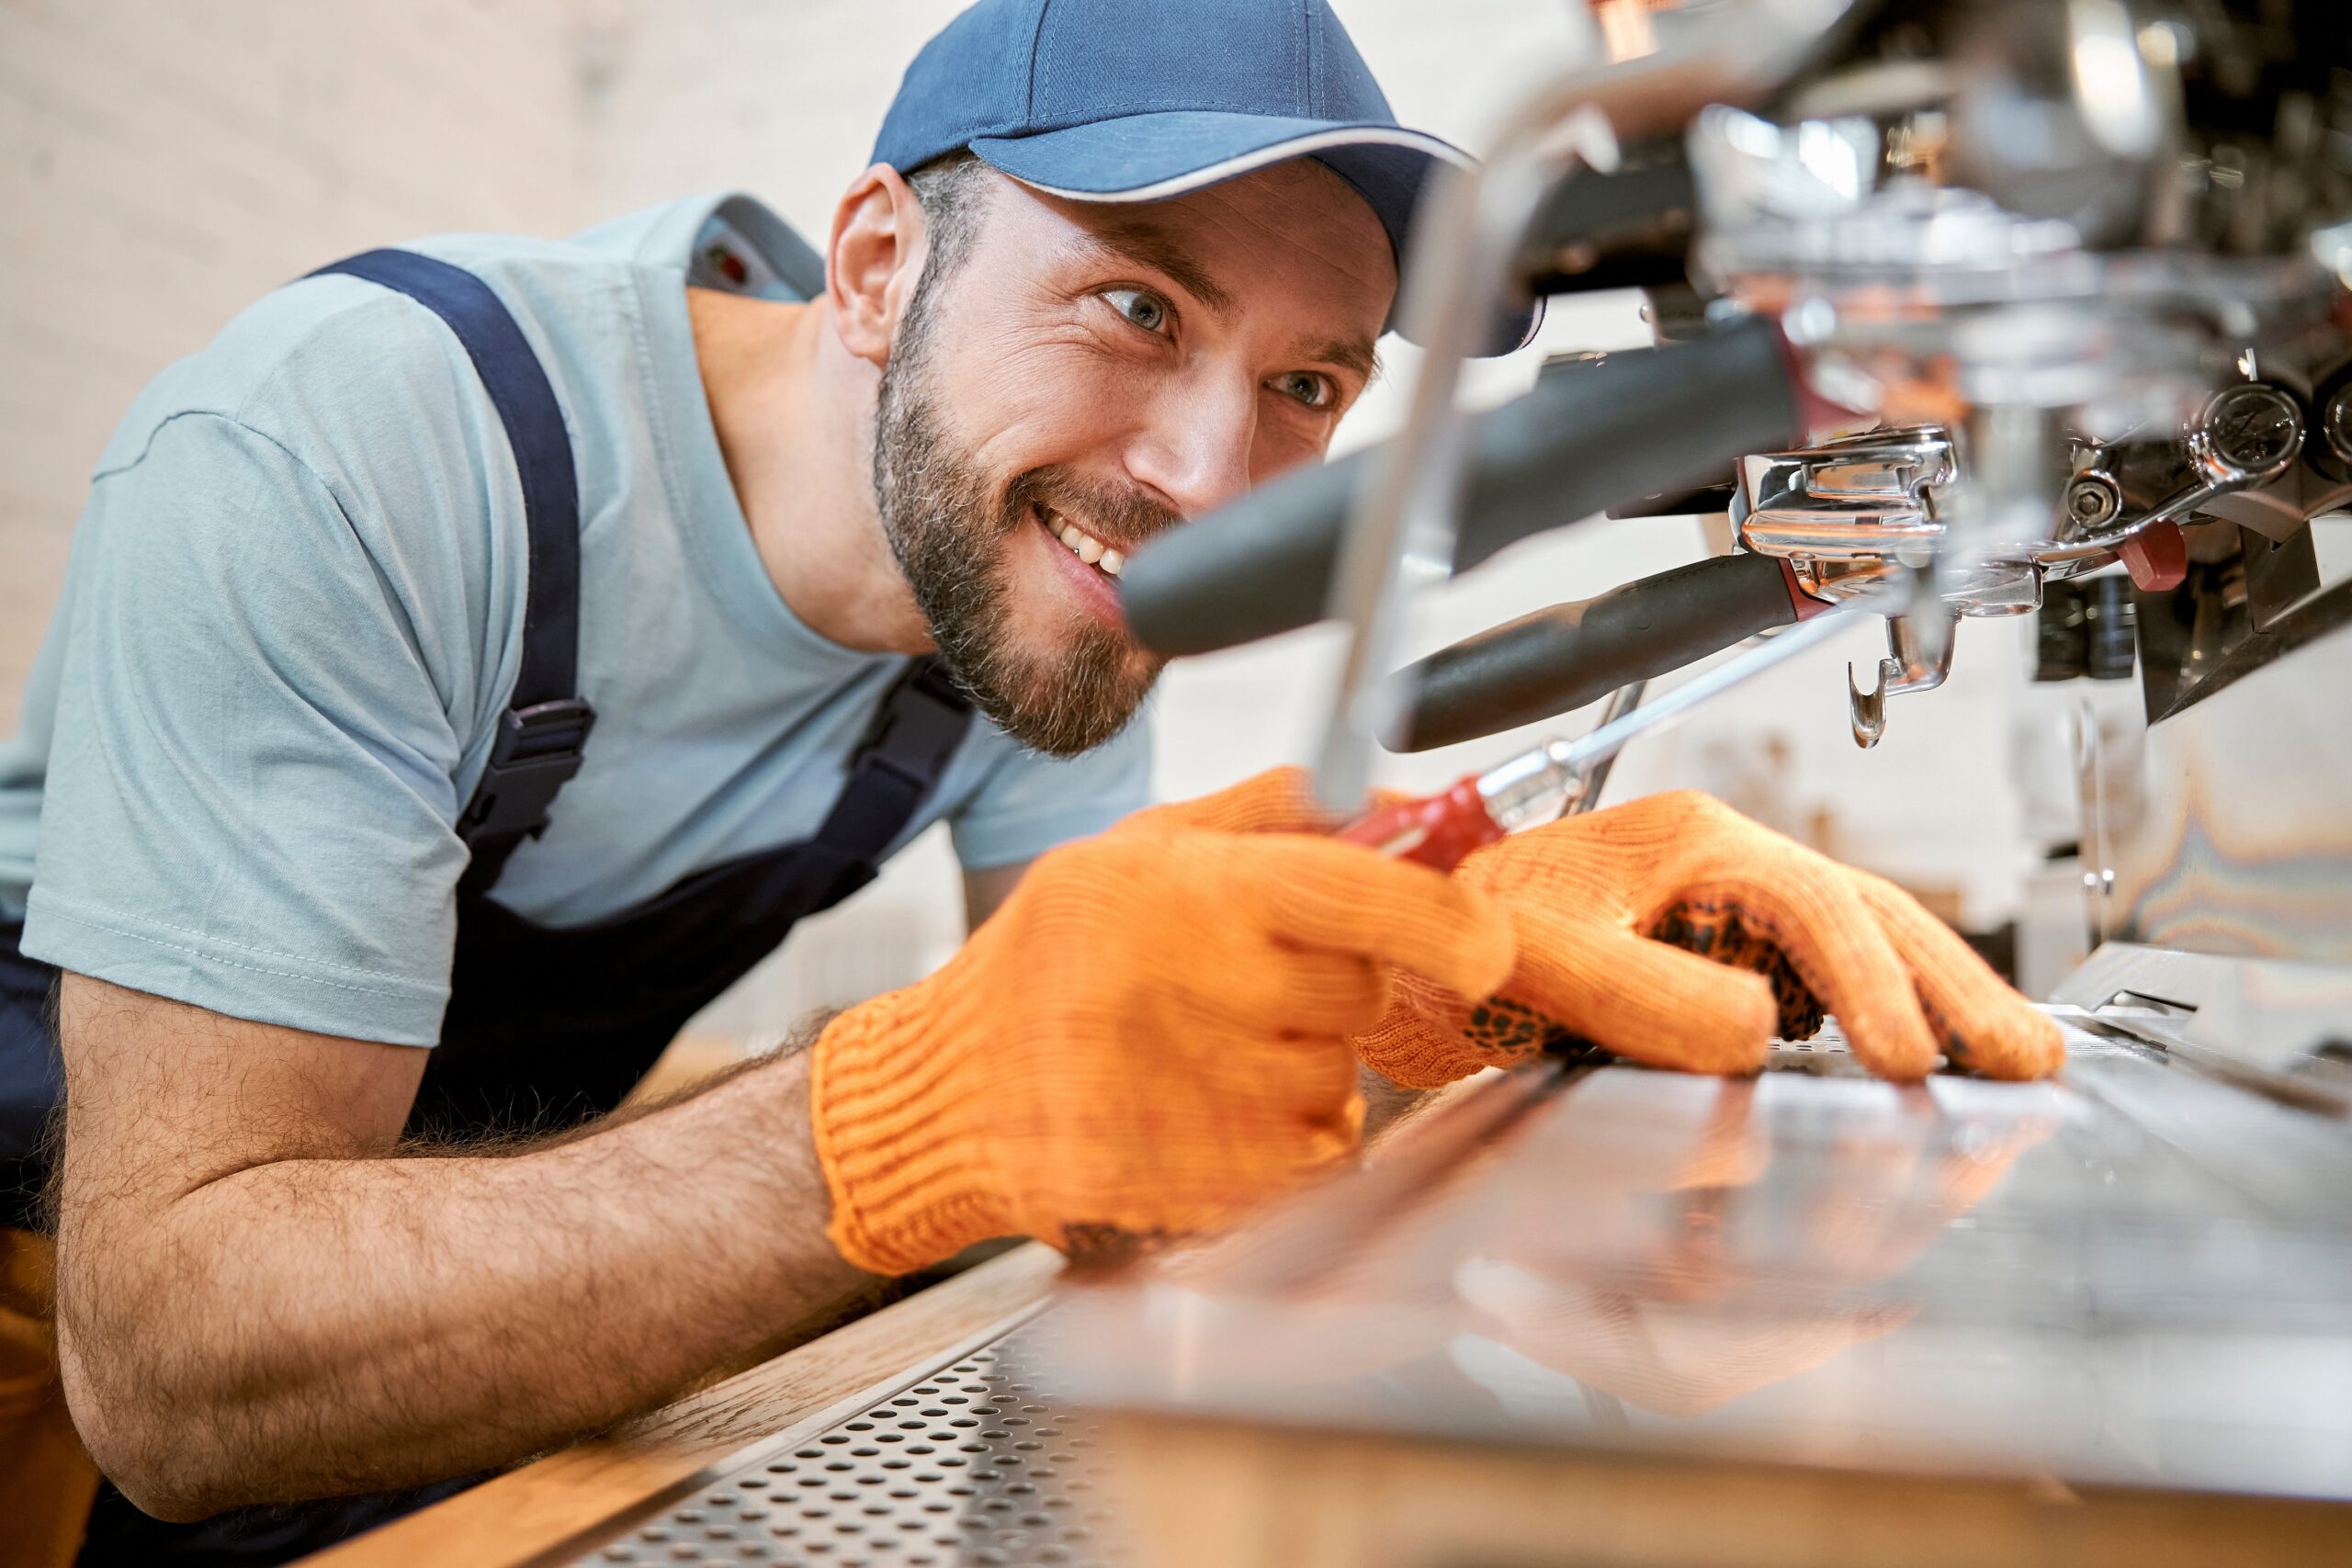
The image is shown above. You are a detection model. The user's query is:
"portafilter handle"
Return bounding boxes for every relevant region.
[1117,317,1815,660]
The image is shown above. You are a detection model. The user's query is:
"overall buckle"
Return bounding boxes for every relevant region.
[852,662,971,791]
[458,698,598,844]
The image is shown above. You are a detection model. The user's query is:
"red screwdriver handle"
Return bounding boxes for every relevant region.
[1334,775,1507,871]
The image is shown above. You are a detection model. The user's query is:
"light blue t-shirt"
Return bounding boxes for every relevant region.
[0,194,1151,1047]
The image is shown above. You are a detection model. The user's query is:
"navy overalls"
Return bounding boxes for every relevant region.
[0,249,973,1563]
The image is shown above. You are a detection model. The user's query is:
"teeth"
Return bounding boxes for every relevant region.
[1040,506,1121,578]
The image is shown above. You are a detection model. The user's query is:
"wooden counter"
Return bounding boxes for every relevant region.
[301,1243,1062,1568]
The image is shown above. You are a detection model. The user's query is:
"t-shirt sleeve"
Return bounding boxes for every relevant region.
[945,719,1155,871]
[21,413,471,1045]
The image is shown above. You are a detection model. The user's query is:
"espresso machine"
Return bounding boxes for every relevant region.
[1118,0,2352,1097]
[568,6,2352,1563]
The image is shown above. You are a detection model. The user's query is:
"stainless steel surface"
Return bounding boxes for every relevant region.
[1049,1035,2352,1504]
[2326,381,2352,468]
[571,1316,1136,1568]
[2097,615,2352,968]
[582,1040,2352,1565]
[2059,381,2312,553]
[1686,7,2345,750]
[2052,944,2352,1106]
[1737,427,1953,562]
[1738,400,2312,585]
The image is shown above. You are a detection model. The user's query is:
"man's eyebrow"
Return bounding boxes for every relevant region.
[1303,335,1381,385]
[1074,216,1233,314]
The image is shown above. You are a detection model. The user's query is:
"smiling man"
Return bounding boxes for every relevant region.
[0,1,1535,1559]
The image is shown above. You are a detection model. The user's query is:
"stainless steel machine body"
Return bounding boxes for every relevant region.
[1045,1034,2352,1506]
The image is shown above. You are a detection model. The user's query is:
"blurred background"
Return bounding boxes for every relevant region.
[0,0,2083,1043]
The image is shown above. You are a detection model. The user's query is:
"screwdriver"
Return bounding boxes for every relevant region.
[1333,592,1875,869]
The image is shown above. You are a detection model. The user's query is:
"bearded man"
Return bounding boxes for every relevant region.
[0,1,2061,1560]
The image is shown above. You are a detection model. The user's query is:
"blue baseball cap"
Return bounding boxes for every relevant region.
[872,0,1542,355]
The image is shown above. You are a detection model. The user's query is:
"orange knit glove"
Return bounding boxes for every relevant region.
[1356,790,2064,1086]
[808,822,1515,1275]
[1110,765,1367,839]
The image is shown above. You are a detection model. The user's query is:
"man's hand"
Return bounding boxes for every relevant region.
[52,978,877,1520]
[810,819,1515,1274]
[1118,772,2061,1085]
[1358,790,2064,1085]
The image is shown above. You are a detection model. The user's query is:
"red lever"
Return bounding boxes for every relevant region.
[2121,522,2188,592]
[1334,775,1507,871]
[1777,558,1837,621]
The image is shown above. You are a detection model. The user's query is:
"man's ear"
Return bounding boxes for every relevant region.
[827,164,928,369]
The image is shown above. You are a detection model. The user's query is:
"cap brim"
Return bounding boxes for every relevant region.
[967,113,1542,357]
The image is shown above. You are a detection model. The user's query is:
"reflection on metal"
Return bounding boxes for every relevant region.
[2075,693,2120,944]
[2098,613,2352,964]
[1738,427,1954,568]
[2051,944,2352,1115]
[2064,383,2313,554]
[1049,1039,2352,1505]
[2135,532,2352,722]
[1731,396,2328,752]
[2326,381,2352,468]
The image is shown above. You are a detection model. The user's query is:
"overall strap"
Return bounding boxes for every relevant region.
[310,250,596,897]
[815,659,976,865]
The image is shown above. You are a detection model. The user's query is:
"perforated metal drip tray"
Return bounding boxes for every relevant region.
[571,1314,1133,1567]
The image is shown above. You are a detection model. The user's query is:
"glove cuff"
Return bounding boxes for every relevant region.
[1352,1010,1487,1090]
[809,987,1008,1276]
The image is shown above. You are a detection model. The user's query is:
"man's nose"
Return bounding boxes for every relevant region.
[1123,375,1259,520]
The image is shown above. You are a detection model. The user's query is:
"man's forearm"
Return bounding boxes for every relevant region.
[60,1044,874,1518]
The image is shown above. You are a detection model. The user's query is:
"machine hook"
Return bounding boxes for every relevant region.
[1849,658,1893,748]
[1847,613,1958,749]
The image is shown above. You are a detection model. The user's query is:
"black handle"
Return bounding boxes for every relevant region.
[1388,552,1804,751]
[1605,478,1738,518]
[1514,136,1698,297]
[1119,315,1804,659]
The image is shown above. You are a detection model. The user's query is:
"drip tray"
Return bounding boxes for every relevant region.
[571,1316,1133,1567]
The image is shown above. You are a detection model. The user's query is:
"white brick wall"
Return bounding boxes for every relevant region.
[0,0,594,729]
[0,2,2037,1038]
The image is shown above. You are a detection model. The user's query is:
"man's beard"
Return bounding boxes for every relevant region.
[870,319,1170,757]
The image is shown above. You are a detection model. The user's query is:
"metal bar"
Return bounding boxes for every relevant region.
[1564,680,1647,813]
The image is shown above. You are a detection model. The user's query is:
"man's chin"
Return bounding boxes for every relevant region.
[979,649,1161,757]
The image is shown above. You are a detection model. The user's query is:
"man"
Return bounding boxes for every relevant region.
[0,0,2061,1559]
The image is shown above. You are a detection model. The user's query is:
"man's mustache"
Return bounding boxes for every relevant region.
[1010,470,1181,551]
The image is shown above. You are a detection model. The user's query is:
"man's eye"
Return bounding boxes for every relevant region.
[1274,371,1336,409]
[1102,288,1170,334]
